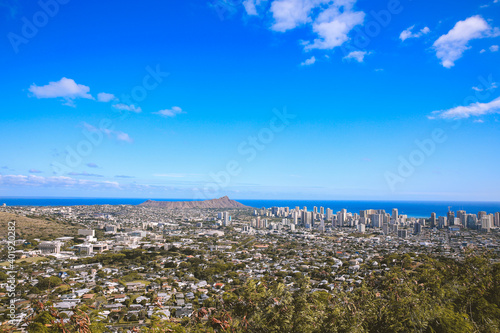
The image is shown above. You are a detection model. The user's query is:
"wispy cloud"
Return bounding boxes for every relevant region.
[343,50,369,62]
[112,131,133,143]
[68,171,104,177]
[0,174,120,189]
[490,44,499,52]
[86,162,99,168]
[97,92,116,102]
[433,15,499,68]
[29,169,42,173]
[28,77,93,106]
[242,0,266,15]
[81,122,133,143]
[153,106,185,117]
[472,81,497,91]
[399,25,430,41]
[429,96,500,119]
[300,56,316,66]
[113,103,142,113]
[303,1,365,51]
[153,173,200,178]
[239,0,365,55]
[115,175,135,179]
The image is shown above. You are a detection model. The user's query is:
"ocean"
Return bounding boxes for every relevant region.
[1,197,500,218]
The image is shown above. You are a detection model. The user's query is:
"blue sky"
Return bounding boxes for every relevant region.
[0,0,499,201]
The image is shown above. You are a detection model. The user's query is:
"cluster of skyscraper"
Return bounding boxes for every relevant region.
[430,210,500,232]
[217,211,231,227]
[251,206,500,233]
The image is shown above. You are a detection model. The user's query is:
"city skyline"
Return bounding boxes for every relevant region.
[1,0,500,200]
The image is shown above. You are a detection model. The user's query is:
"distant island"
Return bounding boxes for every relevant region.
[139,196,250,209]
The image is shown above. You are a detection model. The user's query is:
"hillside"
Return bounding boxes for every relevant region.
[0,211,80,240]
[139,196,250,209]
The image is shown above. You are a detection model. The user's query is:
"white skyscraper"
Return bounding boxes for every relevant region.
[337,209,347,226]
[392,208,398,221]
[223,211,230,226]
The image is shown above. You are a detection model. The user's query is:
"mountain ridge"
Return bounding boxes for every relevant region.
[138,196,250,209]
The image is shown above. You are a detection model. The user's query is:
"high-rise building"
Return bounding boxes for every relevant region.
[326,208,333,220]
[313,206,318,215]
[478,211,487,220]
[447,211,455,226]
[481,215,492,232]
[466,214,478,229]
[438,216,447,229]
[337,209,347,226]
[320,207,325,215]
[414,222,421,235]
[318,219,325,232]
[331,215,338,227]
[495,212,500,227]
[373,214,384,228]
[392,208,398,221]
[456,210,467,227]
[397,229,408,238]
[302,211,312,226]
[303,212,313,227]
[382,223,388,235]
[223,212,230,226]
[430,212,436,228]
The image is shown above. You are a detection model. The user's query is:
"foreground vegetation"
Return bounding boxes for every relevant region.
[19,252,500,333]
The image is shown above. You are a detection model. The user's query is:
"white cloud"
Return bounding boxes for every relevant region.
[490,44,499,52]
[243,0,266,15]
[300,56,316,66]
[430,96,500,119]
[113,103,142,113]
[270,0,317,32]
[28,77,93,106]
[421,26,431,34]
[97,92,116,102]
[433,15,497,68]
[474,119,484,123]
[82,122,133,143]
[343,50,369,62]
[304,2,365,50]
[0,174,120,189]
[252,0,365,52]
[101,128,133,143]
[114,131,133,143]
[399,25,430,41]
[472,81,497,91]
[153,106,185,117]
[68,171,104,177]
